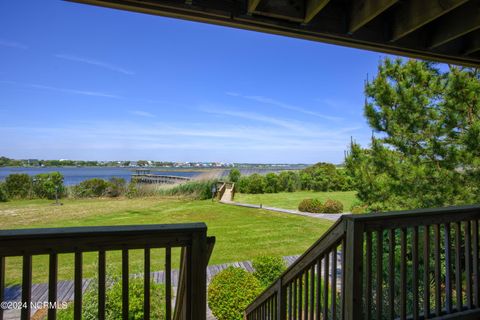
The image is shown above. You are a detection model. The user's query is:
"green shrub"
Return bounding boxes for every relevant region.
[105,177,126,197]
[252,256,286,287]
[72,178,109,198]
[57,276,165,320]
[277,171,301,192]
[264,173,279,193]
[126,182,138,198]
[208,267,262,320]
[228,168,241,183]
[323,199,343,213]
[32,172,65,199]
[0,182,8,202]
[236,177,250,193]
[247,174,266,194]
[5,173,32,198]
[298,198,323,213]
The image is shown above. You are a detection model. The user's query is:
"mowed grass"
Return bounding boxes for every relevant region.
[0,197,333,285]
[234,191,357,212]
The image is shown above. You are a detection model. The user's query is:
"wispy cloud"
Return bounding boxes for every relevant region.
[130,110,155,118]
[225,92,343,121]
[0,39,28,49]
[1,80,122,99]
[55,54,134,75]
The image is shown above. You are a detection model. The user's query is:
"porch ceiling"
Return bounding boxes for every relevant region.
[70,0,480,67]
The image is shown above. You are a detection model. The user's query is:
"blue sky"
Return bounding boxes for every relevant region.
[1,0,396,164]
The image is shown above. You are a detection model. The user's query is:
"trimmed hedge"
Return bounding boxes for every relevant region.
[298,198,324,213]
[323,199,343,213]
[208,267,262,320]
[252,256,286,287]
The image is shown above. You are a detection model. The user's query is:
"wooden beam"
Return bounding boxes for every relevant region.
[464,30,480,55]
[248,0,261,13]
[390,0,469,42]
[304,0,331,24]
[428,1,480,49]
[349,0,399,34]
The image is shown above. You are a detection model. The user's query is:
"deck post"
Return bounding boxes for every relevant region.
[188,228,208,320]
[344,218,364,320]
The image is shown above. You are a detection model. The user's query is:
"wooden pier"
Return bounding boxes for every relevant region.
[131,169,191,184]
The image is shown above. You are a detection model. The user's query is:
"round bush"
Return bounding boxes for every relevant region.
[323,199,344,213]
[5,173,32,198]
[208,266,262,320]
[105,177,126,197]
[252,256,286,287]
[298,198,323,213]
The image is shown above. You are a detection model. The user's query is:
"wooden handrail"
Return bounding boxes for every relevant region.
[245,205,480,320]
[0,223,214,320]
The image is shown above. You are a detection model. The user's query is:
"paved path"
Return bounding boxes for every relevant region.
[220,200,346,221]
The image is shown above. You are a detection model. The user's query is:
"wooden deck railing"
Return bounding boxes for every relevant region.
[245,205,480,320]
[0,223,214,320]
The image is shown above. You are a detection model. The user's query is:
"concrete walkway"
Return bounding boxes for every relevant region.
[220,200,346,221]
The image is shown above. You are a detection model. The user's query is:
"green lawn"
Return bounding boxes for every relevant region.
[234,191,357,212]
[0,197,333,284]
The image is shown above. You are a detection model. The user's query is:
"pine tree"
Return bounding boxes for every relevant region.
[346,58,480,211]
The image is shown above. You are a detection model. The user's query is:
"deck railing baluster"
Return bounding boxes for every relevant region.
[74,251,83,320]
[144,248,151,320]
[376,231,383,320]
[21,255,32,320]
[423,225,430,319]
[48,253,58,320]
[98,250,106,320]
[0,256,5,320]
[465,221,472,309]
[166,246,172,320]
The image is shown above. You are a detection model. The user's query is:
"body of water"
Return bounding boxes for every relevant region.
[0,167,201,186]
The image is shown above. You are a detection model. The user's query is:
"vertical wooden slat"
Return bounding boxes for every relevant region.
[74,251,82,320]
[389,229,395,320]
[98,250,106,320]
[400,228,406,320]
[298,274,302,320]
[310,265,314,320]
[412,226,419,319]
[423,225,430,319]
[365,231,372,320]
[331,248,337,320]
[166,247,172,320]
[316,258,321,320]
[434,224,441,316]
[473,220,479,307]
[465,221,472,309]
[324,253,329,319]
[144,248,151,320]
[276,279,285,320]
[445,223,452,313]
[0,256,5,320]
[454,222,462,312]
[376,231,383,320]
[21,255,32,320]
[341,238,346,320]
[122,249,129,320]
[304,267,309,320]
[293,276,297,320]
[48,253,58,320]
[288,282,293,320]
